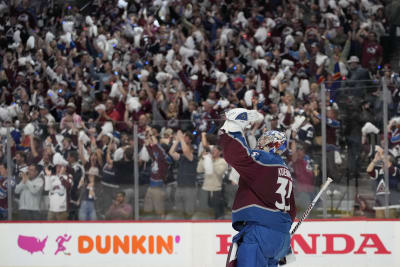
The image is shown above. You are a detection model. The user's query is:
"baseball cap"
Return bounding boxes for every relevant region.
[66,102,76,109]
[347,56,359,63]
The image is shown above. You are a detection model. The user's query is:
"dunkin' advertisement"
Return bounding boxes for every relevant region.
[0,220,399,267]
[0,222,192,267]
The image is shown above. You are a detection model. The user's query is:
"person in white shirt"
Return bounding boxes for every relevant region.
[197,145,228,219]
[15,164,44,220]
[44,153,73,221]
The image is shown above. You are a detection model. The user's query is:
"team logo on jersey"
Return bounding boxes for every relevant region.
[376,179,386,194]
[367,46,377,55]
[235,112,248,121]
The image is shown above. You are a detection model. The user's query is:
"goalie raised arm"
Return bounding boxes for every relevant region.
[219,108,296,267]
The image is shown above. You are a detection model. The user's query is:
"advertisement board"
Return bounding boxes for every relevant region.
[0,222,193,267]
[0,220,399,267]
[208,220,400,267]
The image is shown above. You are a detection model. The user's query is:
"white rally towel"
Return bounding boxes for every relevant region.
[126,96,142,112]
[228,168,240,185]
[53,152,68,166]
[291,115,306,131]
[117,0,128,8]
[62,21,74,33]
[79,130,91,145]
[215,70,228,83]
[45,32,55,43]
[113,147,125,162]
[361,122,380,135]
[203,153,214,175]
[254,27,268,43]
[23,123,35,135]
[101,122,114,135]
[26,36,35,49]
[139,145,150,162]
[298,79,310,100]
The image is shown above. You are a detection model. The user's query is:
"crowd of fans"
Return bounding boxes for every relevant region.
[0,0,400,221]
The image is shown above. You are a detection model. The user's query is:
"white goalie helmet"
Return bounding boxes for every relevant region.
[257,130,288,154]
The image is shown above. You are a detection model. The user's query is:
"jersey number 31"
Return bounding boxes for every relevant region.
[275,177,293,211]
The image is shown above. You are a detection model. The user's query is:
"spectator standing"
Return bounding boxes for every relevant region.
[44,153,73,221]
[166,102,180,130]
[197,145,228,219]
[344,56,370,98]
[292,112,315,152]
[105,191,133,220]
[58,136,77,160]
[199,100,218,134]
[67,151,85,220]
[38,104,55,125]
[100,140,119,219]
[78,167,100,221]
[96,99,123,125]
[357,30,383,69]
[169,130,197,218]
[312,107,341,183]
[15,164,43,220]
[290,142,315,214]
[60,102,82,131]
[143,131,168,218]
[112,146,134,205]
[367,147,400,218]
[12,151,29,210]
[37,147,54,219]
[159,128,176,209]
[342,99,372,179]
[13,151,28,181]
[0,163,15,220]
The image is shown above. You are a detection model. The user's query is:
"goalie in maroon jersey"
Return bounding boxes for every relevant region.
[219,108,296,267]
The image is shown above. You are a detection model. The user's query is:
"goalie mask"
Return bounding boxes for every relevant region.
[257,130,288,154]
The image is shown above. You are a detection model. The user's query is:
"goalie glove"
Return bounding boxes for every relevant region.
[220,108,264,133]
[220,120,243,133]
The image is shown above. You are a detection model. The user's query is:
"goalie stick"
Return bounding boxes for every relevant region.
[279,177,333,265]
[291,177,333,235]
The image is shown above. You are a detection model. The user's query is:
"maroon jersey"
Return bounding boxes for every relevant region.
[219,131,296,232]
[147,143,169,186]
[292,156,314,193]
[361,40,382,68]
[0,176,16,211]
